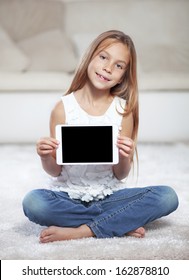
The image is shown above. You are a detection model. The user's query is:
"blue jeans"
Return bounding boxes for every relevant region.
[22,186,178,238]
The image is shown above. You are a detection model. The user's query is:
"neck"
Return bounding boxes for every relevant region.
[77,82,111,102]
[74,83,114,116]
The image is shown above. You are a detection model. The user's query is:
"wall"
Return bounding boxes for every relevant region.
[0,91,189,143]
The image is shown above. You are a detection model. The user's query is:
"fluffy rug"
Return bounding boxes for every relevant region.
[0,143,188,260]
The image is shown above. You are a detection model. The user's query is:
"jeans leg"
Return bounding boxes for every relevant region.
[87,185,178,238]
[22,189,102,227]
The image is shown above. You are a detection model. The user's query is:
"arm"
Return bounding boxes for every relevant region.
[36,101,65,177]
[113,112,135,180]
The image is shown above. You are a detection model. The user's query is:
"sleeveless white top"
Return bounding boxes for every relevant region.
[51,92,127,202]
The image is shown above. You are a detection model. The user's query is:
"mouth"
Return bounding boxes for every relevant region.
[96,72,110,82]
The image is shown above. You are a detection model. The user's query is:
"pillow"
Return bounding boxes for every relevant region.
[0,26,30,71]
[18,29,78,72]
[138,43,189,73]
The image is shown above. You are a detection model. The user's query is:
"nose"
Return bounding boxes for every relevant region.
[103,62,112,73]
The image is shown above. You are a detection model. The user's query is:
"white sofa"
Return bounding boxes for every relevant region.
[0,0,189,143]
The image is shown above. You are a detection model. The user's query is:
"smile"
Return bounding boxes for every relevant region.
[96,73,110,82]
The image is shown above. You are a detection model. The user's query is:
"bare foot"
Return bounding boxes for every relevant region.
[126,227,145,238]
[40,225,94,243]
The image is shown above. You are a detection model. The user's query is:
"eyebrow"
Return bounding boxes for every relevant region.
[100,50,127,66]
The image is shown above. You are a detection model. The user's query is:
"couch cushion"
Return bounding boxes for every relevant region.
[0,72,74,91]
[0,25,29,71]
[0,0,65,41]
[138,72,189,91]
[18,29,78,72]
[138,43,189,73]
[137,43,189,90]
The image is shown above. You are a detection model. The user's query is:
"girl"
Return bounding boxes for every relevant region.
[22,30,178,243]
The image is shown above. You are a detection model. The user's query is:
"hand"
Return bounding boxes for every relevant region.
[117,136,135,160]
[36,137,59,159]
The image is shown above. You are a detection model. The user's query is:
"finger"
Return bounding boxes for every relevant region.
[37,149,54,157]
[119,148,130,158]
[37,139,59,150]
[48,138,60,145]
[38,144,57,151]
[38,150,54,156]
[117,139,133,150]
[37,137,59,145]
[37,144,57,157]
[117,139,130,147]
[117,145,132,157]
[117,143,131,151]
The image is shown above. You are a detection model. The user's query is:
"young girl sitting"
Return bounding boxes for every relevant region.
[22,30,178,243]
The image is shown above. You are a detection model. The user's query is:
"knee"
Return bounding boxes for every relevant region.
[152,185,179,214]
[22,189,46,220]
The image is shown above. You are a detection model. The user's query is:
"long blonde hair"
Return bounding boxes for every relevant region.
[66,30,139,145]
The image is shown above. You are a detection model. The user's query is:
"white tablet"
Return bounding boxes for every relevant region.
[56,124,119,165]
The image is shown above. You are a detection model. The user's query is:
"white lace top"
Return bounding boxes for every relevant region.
[51,92,127,202]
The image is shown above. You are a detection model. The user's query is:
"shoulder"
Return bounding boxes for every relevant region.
[51,100,65,122]
[115,96,127,105]
[50,100,65,137]
[114,96,127,113]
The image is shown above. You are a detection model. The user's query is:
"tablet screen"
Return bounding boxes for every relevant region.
[56,125,118,165]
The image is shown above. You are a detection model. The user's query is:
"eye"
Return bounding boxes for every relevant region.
[116,63,123,70]
[99,54,107,60]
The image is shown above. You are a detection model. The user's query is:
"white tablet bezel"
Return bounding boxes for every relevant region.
[56,124,119,165]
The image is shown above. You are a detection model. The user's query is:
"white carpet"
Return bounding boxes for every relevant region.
[0,143,189,260]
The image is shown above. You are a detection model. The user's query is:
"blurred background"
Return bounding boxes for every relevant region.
[0,0,189,143]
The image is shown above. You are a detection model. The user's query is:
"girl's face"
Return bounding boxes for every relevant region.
[87,42,130,92]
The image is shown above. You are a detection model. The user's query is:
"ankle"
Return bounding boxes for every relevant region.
[77,225,94,238]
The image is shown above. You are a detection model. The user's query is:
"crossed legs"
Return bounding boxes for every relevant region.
[23,186,178,243]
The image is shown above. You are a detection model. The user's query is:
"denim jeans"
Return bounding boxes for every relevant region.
[22,185,178,238]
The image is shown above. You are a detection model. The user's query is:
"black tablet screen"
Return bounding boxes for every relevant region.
[61,126,113,163]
